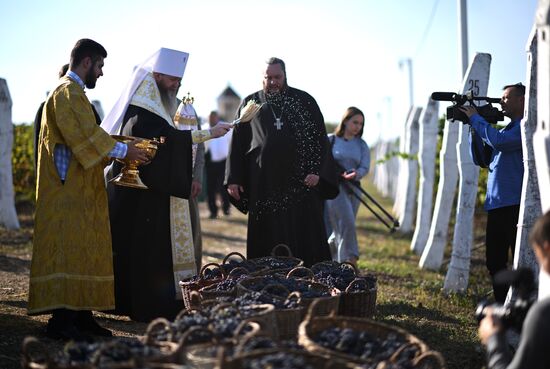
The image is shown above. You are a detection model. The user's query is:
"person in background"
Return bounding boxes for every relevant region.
[325,107,370,267]
[205,110,232,219]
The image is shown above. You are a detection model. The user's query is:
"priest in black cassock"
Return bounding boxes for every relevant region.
[101,48,231,322]
[226,57,339,267]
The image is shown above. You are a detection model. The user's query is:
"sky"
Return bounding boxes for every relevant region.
[0,0,538,145]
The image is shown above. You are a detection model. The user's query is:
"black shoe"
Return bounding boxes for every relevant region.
[223,209,230,216]
[209,214,217,219]
[75,312,113,337]
[45,322,90,341]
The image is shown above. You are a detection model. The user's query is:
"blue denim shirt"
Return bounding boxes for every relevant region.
[469,114,523,211]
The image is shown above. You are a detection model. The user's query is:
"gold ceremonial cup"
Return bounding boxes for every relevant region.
[109,135,165,189]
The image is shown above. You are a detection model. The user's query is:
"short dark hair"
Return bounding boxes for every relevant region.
[335,106,365,137]
[503,82,525,97]
[70,39,107,68]
[529,211,550,249]
[58,64,69,78]
[266,57,286,76]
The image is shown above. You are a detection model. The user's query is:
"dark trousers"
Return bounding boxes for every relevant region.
[485,205,520,303]
[206,158,230,216]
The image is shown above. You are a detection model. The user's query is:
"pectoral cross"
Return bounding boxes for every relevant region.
[274,118,283,130]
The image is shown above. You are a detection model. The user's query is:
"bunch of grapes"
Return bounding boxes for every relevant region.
[92,338,162,368]
[312,262,376,292]
[252,256,300,270]
[243,275,331,299]
[54,341,100,366]
[243,352,317,369]
[314,328,417,363]
[221,259,262,275]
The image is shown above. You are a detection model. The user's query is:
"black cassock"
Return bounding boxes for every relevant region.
[225,87,339,267]
[108,105,193,322]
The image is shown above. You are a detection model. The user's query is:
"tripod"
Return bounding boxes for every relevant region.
[341,180,400,233]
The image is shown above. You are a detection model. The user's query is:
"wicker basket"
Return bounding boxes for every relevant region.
[198,267,249,301]
[179,263,225,310]
[298,302,445,368]
[221,347,354,369]
[220,252,269,276]
[237,272,340,318]
[338,278,377,318]
[249,244,304,276]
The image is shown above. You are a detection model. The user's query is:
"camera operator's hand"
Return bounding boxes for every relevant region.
[478,307,503,345]
[459,105,478,118]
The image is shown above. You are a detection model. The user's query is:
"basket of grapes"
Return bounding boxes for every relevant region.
[220,347,355,369]
[220,252,269,276]
[199,267,250,301]
[249,244,304,276]
[22,330,182,369]
[298,301,445,368]
[237,271,340,318]
[180,321,261,369]
[179,262,225,310]
[312,261,377,318]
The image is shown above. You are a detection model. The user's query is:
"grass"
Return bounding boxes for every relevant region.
[356,180,490,369]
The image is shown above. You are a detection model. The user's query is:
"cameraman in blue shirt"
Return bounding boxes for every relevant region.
[460,83,525,303]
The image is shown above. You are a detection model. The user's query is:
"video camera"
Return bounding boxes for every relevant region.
[431,90,505,124]
[475,268,537,332]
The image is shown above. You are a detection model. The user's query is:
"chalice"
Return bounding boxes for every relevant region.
[109,135,165,189]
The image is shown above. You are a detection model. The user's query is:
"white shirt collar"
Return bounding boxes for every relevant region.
[66,71,85,89]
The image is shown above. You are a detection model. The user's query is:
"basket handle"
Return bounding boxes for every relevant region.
[341,261,358,275]
[233,326,269,355]
[177,326,216,346]
[412,350,446,368]
[286,266,314,280]
[233,320,261,339]
[304,297,335,321]
[227,266,249,279]
[261,283,290,297]
[344,277,367,293]
[285,291,302,304]
[199,262,224,279]
[21,336,49,369]
[222,251,247,264]
[144,317,173,344]
[210,302,237,314]
[189,290,202,309]
[270,243,293,257]
[175,307,202,321]
[388,342,423,363]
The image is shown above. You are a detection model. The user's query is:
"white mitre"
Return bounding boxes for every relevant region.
[100,47,189,135]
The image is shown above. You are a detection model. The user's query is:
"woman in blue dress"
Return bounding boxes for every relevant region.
[326,107,370,266]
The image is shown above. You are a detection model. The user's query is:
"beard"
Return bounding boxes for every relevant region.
[84,67,97,89]
[159,87,178,116]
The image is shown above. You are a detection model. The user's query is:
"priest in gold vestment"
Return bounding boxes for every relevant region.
[28,39,148,340]
[101,48,231,322]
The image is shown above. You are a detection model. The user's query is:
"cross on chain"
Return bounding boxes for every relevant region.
[274,118,283,130]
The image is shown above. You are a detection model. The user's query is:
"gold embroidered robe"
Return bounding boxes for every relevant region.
[28,77,116,314]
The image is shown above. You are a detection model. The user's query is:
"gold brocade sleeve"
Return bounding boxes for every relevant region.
[191,129,212,144]
[54,81,116,170]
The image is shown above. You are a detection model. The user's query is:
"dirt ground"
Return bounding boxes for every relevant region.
[0,201,246,369]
